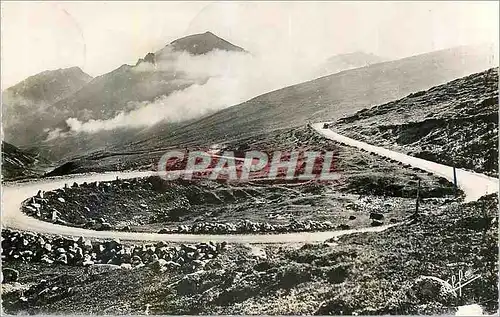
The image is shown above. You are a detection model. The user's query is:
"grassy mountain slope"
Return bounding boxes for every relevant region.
[128,45,497,152]
[43,45,498,174]
[335,68,498,177]
[1,142,50,180]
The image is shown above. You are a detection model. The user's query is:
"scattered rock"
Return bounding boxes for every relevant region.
[55,253,68,265]
[371,219,384,227]
[369,212,384,221]
[2,268,19,283]
[120,225,131,232]
[337,224,350,230]
[120,263,132,270]
[2,229,224,269]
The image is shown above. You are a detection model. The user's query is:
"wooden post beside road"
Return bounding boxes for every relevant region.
[453,166,458,196]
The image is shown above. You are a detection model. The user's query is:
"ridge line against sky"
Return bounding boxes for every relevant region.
[1,1,499,88]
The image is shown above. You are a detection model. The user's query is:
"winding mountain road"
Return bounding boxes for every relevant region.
[2,123,497,243]
[311,123,498,203]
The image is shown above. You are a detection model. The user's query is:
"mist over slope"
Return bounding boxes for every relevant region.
[3,32,250,149]
[126,44,497,152]
[38,35,377,159]
[50,32,249,130]
[335,67,499,177]
[43,44,499,175]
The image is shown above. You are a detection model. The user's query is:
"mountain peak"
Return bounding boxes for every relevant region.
[3,66,93,102]
[168,31,246,55]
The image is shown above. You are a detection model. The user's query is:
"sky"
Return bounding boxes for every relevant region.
[1,1,498,88]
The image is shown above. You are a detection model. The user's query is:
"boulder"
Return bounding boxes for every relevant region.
[105,239,121,250]
[150,259,167,272]
[371,219,384,227]
[369,212,384,221]
[43,243,53,252]
[408,276,456,305]
[120,263,132,270]
[98,223,113,231]
[2,268,19,283]
[82,254,94,266]
[131,255,143,266]
[40,255,54,264]
[55,253,68,265]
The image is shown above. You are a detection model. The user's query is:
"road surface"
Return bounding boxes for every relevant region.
[2,124,497,243]
[312,123,498,202]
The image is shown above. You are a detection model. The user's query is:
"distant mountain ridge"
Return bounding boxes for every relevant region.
[2,67,93,147]
[44,44,498,175]
[2,31,247,149]
[4,66,92,103]
[126,44,497,152]
[135,31,247,65]
[315,51,386,77]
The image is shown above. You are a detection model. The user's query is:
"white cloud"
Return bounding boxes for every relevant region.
[57,48,324,135]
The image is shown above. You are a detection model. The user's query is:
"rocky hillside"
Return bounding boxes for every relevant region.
[335,68,498,177]
[28,126,457,234]
[1,142,50,180]
[2,67,93,146]
[3,195,497,315]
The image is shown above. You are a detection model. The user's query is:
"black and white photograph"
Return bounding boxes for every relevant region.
[1,1,499,315]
